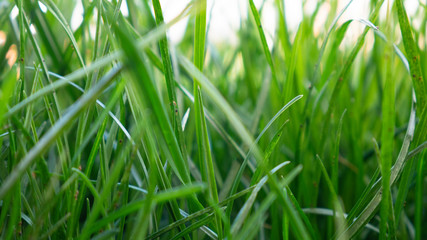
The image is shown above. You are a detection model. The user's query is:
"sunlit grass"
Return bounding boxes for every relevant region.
[0,0,426,239]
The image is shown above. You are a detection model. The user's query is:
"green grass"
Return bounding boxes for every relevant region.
[0,0,427,239]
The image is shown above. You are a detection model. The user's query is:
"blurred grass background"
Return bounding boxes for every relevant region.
[0,0,426,239]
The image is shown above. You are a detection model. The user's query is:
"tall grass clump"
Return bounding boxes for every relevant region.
[0,0,426,239]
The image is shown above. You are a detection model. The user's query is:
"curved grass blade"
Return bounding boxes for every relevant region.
[316,155,347,237]
[226,95,303,220]
[251,120,288,184]
[146,187,253,240]
[395,2,427,238]
[39,212,71,240]
[234,165,305,240]
[395,0,426,109]
[80,183,207,237]
[282,24,302,102]
[0,65,122,200]
[230,161,290,235]
[248,0,278,88]
[303,208,379,234]
[26,67,131,141]
[336,99,416,239]
[113,19,191,186]
[4,5,192,120]
[180,51,303,162]
[321,0,385,145]
[40,0,87,72]
[171,213,216,240]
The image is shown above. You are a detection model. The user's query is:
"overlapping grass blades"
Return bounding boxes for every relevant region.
[1,0,427,239]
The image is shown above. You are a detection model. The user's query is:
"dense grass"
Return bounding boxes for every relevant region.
[0,0,427,239]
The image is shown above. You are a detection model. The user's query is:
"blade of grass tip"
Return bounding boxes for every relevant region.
[248,0,279,89]
[315,155,347,237]
[284,185,317,239]
[321,0,384,146]
[312,0,353,85]
[274,0,291,60]
[230,161,290,235]
[225,95,302,220]
[269,177,310,240]
[251,120,289,185]
[308,17,349,122]
[195,87,222,238]
[407,141,427,159]
[234,165,304,240]
[282,24,302,102]
[0,65,122,200]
